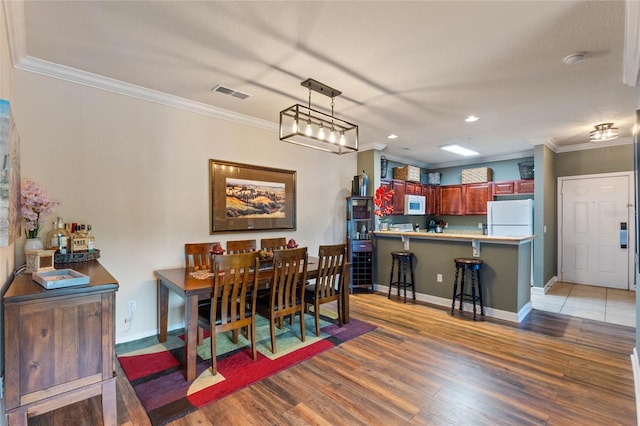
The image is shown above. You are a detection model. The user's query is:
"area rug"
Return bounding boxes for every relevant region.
[116,311,376,425]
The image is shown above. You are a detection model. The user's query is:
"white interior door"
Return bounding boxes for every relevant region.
[560,174,631,289]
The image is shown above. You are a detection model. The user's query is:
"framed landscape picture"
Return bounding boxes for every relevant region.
[209,159,296,233]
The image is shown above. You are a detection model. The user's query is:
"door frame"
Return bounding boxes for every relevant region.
[557,171,636,290]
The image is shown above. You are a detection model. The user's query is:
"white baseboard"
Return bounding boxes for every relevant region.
[543,276,558,293]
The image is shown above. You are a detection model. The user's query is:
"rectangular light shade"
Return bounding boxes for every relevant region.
[279,104,358,154]
[440,144,479,157]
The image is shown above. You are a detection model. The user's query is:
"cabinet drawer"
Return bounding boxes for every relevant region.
[351,240,373,252]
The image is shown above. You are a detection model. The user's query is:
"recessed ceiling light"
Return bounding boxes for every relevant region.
[387,134,398,139]
[465,115,479,123]
[563,52,586,65]
[440,144,479,157]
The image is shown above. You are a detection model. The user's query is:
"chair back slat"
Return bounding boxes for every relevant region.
[185,242,219,272]
[315,244,347,301]
[269,247,308,313]
[260,237,287,252]
[212,252,258,327]
[227,239,257,254]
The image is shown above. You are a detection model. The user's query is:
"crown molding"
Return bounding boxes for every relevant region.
[552,135,633,153]
[623,0,640,87]
[3,0,26,68]
[15,56,278,132]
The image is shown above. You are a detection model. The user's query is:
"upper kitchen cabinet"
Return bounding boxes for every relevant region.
[422,185,438,215]
[463,182,493,215]
[380,179,406,215]
[438,185,464,215]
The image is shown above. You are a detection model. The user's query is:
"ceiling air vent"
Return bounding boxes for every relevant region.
[211,84,251,100]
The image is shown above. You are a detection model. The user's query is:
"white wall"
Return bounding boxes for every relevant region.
[11,70,356,343]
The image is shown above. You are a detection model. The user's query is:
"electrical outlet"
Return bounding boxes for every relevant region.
[478,222,483,229]
[128,300,137,312]
[437,273,443,283]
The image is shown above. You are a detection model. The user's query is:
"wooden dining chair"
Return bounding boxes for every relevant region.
[257,247,308,354]
[304,244,347,336]
[197,252,259,375]
[227,239,257,254]
[185,242,220,272]
[260,237,286,252]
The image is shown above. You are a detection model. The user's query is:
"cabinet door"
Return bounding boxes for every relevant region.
[390,180,405,214]
[515,180,534,194]
[493,181,514,195]
[438,185,464,215]
[464,183,493,215]
[422,185,437,215]
[405,182,421,195]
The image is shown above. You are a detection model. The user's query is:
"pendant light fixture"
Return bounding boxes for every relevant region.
[279,78,359,154]
[590,123,618,142]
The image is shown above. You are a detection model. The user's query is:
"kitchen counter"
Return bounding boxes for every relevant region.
[374,231,534,322]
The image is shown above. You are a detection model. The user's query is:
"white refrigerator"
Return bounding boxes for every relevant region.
[486,199,533,237]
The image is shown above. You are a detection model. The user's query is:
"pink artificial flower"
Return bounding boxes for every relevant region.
[20,180,59,238]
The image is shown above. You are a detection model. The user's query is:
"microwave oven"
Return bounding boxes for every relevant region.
[404,194,426,215]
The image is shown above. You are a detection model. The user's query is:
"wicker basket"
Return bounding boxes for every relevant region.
[461,167,493,184]
[518,160,534,180]
[393,165,421,182]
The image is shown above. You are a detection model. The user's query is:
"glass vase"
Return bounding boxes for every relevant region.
[25,238,44,252]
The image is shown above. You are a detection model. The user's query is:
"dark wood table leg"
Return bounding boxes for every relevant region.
[343,268,350,323]
[157,279,169,343]
[185,294,199,381]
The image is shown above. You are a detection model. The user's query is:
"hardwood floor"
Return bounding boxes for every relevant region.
[30,293,636,425]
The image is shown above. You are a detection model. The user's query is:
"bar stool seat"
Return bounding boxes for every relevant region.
[388,251,416,303]
[450,258,484,320]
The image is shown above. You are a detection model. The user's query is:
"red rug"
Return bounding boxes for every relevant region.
[117,313,375,425]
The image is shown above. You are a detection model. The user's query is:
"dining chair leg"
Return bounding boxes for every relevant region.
[314,303,321,336]
[197,327,204,346]
[299,309,306,342]
[270,314,277,354]
[337,296,343,327]
[250,319,257,360]
[232,329,239,344]
[210,328,217,375]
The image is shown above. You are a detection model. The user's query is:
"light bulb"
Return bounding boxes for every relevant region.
[292,119,298,134]
[305,121,312,136]
[329,128,336,143]
[318,123,325,140]
[339,131,346,145]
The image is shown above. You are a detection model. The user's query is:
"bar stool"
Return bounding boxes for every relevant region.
[450,258,484,320]
[388,251,416,303]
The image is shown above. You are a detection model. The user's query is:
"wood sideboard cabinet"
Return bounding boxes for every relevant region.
[3,261,119,426]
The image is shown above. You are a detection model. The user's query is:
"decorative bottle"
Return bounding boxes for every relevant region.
[87,224,96,253]
[47,216,71,255]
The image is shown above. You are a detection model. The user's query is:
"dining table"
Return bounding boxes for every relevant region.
[155,257,350,381]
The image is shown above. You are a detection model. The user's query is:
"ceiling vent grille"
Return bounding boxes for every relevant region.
[211,84,251,100]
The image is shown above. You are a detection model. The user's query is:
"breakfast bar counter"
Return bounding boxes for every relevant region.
[374,230,534,322]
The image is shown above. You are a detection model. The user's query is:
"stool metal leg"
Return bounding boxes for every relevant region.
[400,259,407,302]
[451,266,460,315]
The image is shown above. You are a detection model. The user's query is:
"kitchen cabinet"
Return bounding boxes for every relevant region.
[464,182,493,215]
[515,179,534,194]
[438,185,464,215]
[381,179,406,215]
[422,185,438,215]
[405,182,422,195]
[493,179,534,195]
[4,261,118,426]
[493,181,515,195]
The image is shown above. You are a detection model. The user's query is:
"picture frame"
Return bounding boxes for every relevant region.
[209,159,296,233]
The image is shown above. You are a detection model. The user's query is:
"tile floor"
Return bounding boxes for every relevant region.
[531,282,636,327]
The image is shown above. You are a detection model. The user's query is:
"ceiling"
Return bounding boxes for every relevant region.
[6,1,639,167]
